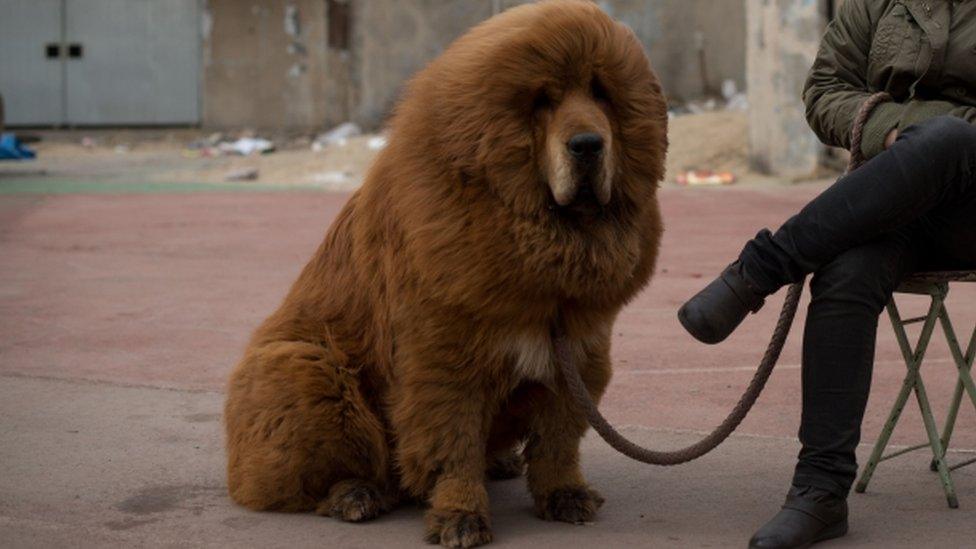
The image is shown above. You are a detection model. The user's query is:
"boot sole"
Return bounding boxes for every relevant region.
[812,519,849,545]
[747,519,849,549]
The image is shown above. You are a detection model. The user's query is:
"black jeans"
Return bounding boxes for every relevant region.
[738,116,976,497]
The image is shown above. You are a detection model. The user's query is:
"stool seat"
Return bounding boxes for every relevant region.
[902,270,976,284]
[896,270,976,296]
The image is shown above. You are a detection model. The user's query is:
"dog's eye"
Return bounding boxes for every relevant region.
[591,78,610,104]
[531,90,552,112]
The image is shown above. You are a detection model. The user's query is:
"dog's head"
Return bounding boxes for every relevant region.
[395,0,668,225]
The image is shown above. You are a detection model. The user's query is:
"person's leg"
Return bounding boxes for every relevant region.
[748,120,976,548]
[921,168,976,271]
[749,228,920,549]
[681,116,976,344]
[790,169,976,500]
[741,115,976,294]
[792,229,920,495]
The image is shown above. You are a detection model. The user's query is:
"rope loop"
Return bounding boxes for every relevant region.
[556,92,887,465]
[555,281,803,465]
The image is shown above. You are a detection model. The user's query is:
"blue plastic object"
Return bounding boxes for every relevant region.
[0,133,36,160]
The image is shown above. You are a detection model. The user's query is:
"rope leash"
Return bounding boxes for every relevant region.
[555,91,892,465]
[848,92,892,172]
[555,281,803,465]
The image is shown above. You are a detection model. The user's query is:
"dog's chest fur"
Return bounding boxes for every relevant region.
[506,332,557,384]
[499,324,606,385]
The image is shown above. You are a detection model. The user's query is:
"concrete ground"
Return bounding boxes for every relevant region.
[1,177,973,548]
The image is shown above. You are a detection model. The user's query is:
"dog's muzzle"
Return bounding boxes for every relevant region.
[567,132,610,208]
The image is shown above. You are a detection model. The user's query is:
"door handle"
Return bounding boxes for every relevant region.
[68,43,83,59]
[45,43,61,59]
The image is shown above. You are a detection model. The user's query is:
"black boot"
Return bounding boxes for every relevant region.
[749,485,849,549]
[678,261,766,344]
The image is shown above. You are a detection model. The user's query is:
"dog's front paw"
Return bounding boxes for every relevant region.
[316,480,390,522]
[425,509,493,548]
[536,486,605,524]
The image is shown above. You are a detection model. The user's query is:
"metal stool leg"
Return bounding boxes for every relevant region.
[856,297,942,495]
[931,381,966,472]
[913,371,959,508]
[941,307,976,413]
[930,308,976,475]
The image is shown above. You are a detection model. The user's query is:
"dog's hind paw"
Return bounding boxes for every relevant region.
[424,509,493,548]
[316,480,390,523]
[537,486,604,524]
[486,450,524,480]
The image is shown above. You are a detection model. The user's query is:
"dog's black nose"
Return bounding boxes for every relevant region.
[567,133,603,159]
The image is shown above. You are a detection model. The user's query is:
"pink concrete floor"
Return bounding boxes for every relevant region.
[1,182,974,547]
[2,183,972,447]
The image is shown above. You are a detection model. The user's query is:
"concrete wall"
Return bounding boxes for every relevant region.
[745,0,825,177]
[352,0,748,129]
[351,1,495,129]
[603,0,747,101]
[202,0,748,132]
[202,0,352,131]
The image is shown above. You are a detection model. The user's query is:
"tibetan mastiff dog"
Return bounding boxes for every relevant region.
[225,1,667,546]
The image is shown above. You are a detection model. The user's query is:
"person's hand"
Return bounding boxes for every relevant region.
[884,128,899,149]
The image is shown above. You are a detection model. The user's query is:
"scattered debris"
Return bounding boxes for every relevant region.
[218,137,275,156]
[12,111,749,188]
[686,98,719,114]
[224,167,259,182]
[311,170,353,185]
[669,80,748,117]
[724,93,749,112]
[721,79,738,100]
[367,135,388,151]
[284,4,301,37]
[676,169,736,186]
[314,122,362,149]
[184,132,227,157]
[81,136,97,148]
[721,79,749,112]
[114,145,130,154]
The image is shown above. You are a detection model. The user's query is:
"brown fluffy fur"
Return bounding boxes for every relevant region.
[224,1,667,546]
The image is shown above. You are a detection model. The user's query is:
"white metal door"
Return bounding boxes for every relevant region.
[0,0,65,125]
[64,0,201,124]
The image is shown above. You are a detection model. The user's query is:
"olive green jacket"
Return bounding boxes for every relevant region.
[804,0,976,158]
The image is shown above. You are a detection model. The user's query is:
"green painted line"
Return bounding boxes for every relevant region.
[0,178,330,195]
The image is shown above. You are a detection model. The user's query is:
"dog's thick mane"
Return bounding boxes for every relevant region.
[392,1,667,190]
[356,0,667,312]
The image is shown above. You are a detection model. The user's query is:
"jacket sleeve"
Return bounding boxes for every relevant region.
[804,0,976,158]
[802,0,876,153]
[860,100,976,157]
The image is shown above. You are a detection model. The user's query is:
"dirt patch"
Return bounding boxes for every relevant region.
[5,112,772,189]
[666,111,755,183]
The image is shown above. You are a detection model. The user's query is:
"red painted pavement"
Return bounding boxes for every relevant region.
[1,184,973,449]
